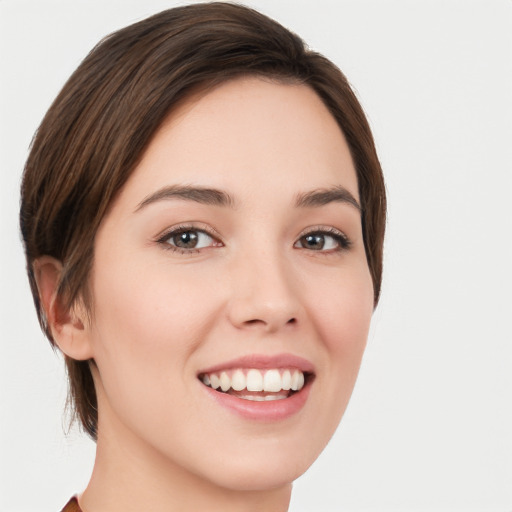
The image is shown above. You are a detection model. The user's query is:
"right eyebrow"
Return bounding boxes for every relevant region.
[134,185,237,212]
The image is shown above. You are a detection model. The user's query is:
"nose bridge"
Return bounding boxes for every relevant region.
[227,243,300,332]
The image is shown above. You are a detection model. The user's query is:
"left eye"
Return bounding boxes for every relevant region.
[164,229,216,250]
[294,232,347,251]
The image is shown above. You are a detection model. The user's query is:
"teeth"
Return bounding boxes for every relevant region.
[265,393,288,401]
[290,370,301,391]
[210,373,220,390]
[231,369,246,391]
[220,371,231,392]
[200,368,306,394]
[232,393,289,402]
[263,369,282,392]
[297,371,305,390]
[247,395,265,401]
[246,369,263,392]
[281,370,291,390]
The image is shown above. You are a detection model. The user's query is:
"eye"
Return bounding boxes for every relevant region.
[294,229,350,252]
[158,226,221,252]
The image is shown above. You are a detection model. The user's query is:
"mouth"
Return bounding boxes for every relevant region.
[198,368,312,402]
[197,354,315,420]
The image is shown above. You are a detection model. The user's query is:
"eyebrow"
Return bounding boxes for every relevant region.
[295,186,362,212]
[135,185,236,212]
[135,184,361,213]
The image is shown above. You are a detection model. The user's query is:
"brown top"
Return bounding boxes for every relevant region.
[61,497,82,512]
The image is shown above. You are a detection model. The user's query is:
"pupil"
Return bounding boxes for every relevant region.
[175,231,198,248]
[304,234,324,250]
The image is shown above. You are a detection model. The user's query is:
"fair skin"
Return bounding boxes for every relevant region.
[36,77,374,512]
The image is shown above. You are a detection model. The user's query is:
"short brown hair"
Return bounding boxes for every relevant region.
[20,2,386,439]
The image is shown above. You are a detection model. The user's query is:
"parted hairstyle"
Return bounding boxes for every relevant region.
[20,2,386,439]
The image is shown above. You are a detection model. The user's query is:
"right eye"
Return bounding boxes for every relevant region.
[158,226,222,253]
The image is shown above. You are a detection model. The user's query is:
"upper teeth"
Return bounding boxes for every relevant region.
[201,368,305,392]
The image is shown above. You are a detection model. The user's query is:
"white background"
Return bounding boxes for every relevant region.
[1,1,511,511]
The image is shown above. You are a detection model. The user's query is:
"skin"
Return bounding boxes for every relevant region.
[38,77,374,512]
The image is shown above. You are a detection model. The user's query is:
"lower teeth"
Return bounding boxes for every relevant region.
[226,389,290,401]
[237,394,288,401]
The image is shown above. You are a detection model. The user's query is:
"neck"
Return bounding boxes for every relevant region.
[79,397,292,512]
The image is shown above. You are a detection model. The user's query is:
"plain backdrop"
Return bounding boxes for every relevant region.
[1,1,511,511]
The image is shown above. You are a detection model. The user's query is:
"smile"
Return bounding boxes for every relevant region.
[197,353,315,420]
[199,368,306,401]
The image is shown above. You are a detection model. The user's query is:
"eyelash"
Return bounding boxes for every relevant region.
[155,224,351,254]
[294,226,351,253]
[156,224,222,254]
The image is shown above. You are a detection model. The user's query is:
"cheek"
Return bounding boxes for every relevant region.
[309,263,374,356]
[92,258,216,347]
[305,263,374,421]
[87,265,221,452]
[88,261,218,407]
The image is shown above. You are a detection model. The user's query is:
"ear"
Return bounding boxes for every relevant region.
[33,256,94,361]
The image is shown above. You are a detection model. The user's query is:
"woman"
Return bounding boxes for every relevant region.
[20,3,385,511]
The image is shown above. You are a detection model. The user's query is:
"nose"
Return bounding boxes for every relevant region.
[226,248,301,333]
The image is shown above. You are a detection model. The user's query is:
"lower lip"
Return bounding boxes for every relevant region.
[202,380,312,421]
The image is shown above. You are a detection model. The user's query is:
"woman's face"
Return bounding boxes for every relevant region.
[86,77,374,490]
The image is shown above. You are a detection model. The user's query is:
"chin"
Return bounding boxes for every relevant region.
[187,426,332,493]
[201,455,309,492]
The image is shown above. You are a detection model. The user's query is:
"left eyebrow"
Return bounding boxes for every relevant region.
[295,186,362,212]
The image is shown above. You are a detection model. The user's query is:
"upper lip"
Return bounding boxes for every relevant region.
[198,353,315,375]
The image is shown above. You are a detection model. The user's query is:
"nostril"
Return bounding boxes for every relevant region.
[245,319,265,326]
[245,317,296,326]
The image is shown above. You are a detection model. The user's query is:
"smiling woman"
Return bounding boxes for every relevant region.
[19,3,385,511]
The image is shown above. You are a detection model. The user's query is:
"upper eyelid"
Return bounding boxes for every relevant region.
[155,223,222,243]
[297,225,349,239]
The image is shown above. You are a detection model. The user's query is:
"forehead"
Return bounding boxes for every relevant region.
[118,76,358,209]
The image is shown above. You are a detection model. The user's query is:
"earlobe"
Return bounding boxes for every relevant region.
[33,256,93,361]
